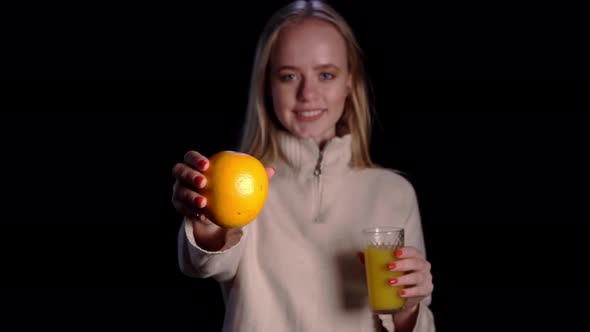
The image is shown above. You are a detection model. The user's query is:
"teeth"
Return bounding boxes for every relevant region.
[298,110,323,117]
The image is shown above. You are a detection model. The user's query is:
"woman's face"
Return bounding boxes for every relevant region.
[269,18,351,146]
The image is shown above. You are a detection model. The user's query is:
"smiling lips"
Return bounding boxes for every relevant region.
[294,109,326,121]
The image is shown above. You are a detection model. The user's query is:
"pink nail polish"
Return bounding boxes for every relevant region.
[357,252,365,265]
[195,176,204,187]
[198,160,208,170]
[387,263,396,270]
[395,249,403,258]
[195,196,205,208]
[389,278,398,285]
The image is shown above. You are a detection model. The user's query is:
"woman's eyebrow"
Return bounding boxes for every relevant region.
[276,64,341,71]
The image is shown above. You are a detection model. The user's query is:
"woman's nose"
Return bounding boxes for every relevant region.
[297,77,319,101]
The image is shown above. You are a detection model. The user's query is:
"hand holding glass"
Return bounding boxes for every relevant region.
[362,227,405,314]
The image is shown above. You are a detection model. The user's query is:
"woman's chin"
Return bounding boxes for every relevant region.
[289,128,334,144]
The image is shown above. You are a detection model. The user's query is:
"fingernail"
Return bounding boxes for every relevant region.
[357,252,365,265]
[395,249,403,258]
[195,196,205,208]
[198,160,208,171]
[195,176,205,188]
[400,290,407,296]
[387,263,396,270]
[199,214,205,221]
[389,278,398,285]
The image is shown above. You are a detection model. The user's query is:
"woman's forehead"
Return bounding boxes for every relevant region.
[272,18,347,67]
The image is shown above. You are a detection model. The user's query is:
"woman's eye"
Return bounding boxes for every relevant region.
[280,73,297,81]
[320,72,335,80]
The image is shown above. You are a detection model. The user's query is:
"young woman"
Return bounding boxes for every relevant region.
[172,1,434,331]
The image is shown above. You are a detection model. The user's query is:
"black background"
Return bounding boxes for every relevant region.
[2,1,589,331]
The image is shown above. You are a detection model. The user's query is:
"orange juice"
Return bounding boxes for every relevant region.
[364,245,405,313]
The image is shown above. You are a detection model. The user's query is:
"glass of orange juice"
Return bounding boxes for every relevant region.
[362,227,405,314]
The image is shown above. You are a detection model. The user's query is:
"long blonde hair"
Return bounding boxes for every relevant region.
[239,0,374,168]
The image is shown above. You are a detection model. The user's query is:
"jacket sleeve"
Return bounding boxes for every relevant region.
[177,217,248,283]
[380,182,436,332]
[401,184,435,332]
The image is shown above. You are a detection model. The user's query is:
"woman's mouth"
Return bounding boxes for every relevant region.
[294,109,326,121]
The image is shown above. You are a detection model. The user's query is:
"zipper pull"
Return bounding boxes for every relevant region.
[314,151,323,176]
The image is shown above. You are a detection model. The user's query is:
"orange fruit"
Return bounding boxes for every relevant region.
[200,151,269,228]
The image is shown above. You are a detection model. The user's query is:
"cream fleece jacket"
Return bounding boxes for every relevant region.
[178,132,435,332]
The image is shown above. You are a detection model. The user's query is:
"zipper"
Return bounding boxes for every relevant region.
[312,149,324,223]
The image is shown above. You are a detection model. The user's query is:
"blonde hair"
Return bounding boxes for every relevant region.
[239,0,374,168]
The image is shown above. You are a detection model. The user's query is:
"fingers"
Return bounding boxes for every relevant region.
[172,151,209,189]
[173,181,208,207]
[388,256,431,274]
[171,180,208,218]
[183,151,209,171]
[395,273,434,299]
[386,250,434,299]
[395,246,424,260]
[390,270,429,287]
[172,162,207,189]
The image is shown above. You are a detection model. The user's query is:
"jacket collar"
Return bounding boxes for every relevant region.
[273,130,353,177]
